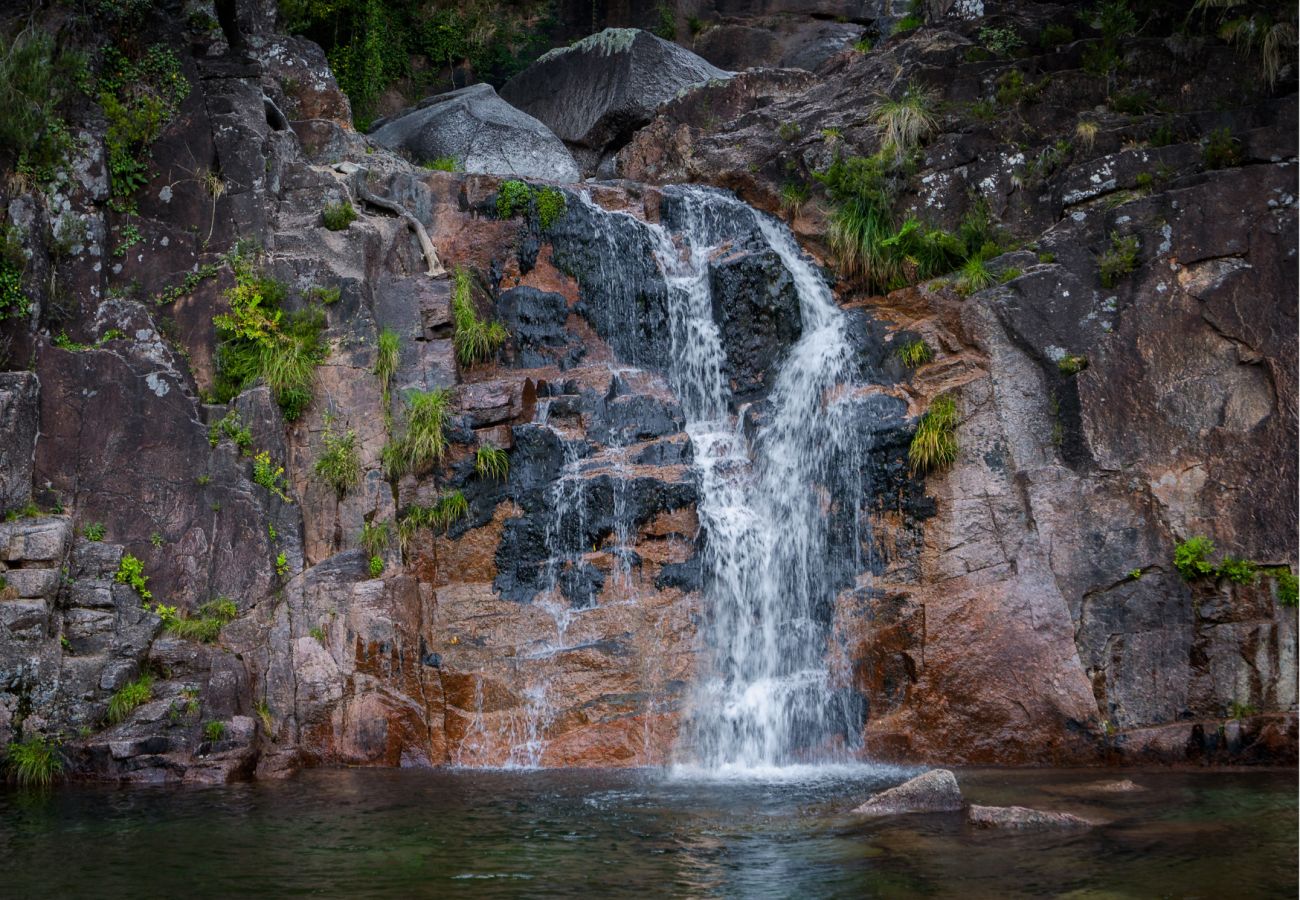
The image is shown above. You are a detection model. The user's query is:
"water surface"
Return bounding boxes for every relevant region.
[0,766,1294,898]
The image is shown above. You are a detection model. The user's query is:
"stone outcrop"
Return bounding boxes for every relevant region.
[967,805,1097,830]
[370,84,582,182]
[852,768,963,816]
[500,29,731,174]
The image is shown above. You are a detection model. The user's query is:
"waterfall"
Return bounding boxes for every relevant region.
[641,187,868,770]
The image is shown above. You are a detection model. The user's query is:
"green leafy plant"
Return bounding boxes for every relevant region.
[1174,536,1217,580]
[1275,569,1298,606]
[1058,354,1089,375]
[496,180,534,219]
[896,339,933,368]
[368,554,384,577]
[978,25,1024,56]
[203,720,226,742]
[108,674,154,723]
[777,121,801,142]
[451,267,507,366]
[306,285,341,306]
[209,409,253,453]
[909,394,959,474]
[0,28,82,185]
[309,625,326,642]
[1129,568,1143,580]
[536,187,567,231]
[275,552,290,578]
[115,554,152,601]
[99,45,190,202]
[398,491,469,551]
[1202,127,1243,169]
[853,37,872,52]
[1193,0,1298,88]
[166,598,238,643]
[475,445,510,480]
[1218,556,1258,585]
[83,522,106,542]
[314,423,361,496]
[375,327,401,412]
[383,388,453,478]
[1040,23,1075,49]
[1098,231,1140,288]
[322,200,358,231]
[252,451,291,502]
[150,532,164,548]
[360,520,392,558]
[5,734,62,788]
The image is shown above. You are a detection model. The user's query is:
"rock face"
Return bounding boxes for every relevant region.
[853,768,963,817]
[967,805,1096,830]
[370,84,581,182]
[500,29,731,174]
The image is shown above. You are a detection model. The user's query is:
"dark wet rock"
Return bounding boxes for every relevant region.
[968,805,1097,830]
[498,286,578,368]
[0,374,39,512]
[853,768,963,817]
[500,29,731,173]
[694,18,862,72]
[370,83,581,182]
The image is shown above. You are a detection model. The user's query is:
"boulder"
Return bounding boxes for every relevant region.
[852,768,963,817]
[370,84,581,182]
[694,19,862,72]
[967,805,1097,830]
[500,29,731,172]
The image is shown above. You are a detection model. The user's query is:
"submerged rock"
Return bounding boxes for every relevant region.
[500,28,731,173]
[370,84,580,182]
[852,769,963,817]
[967,805,1097,830]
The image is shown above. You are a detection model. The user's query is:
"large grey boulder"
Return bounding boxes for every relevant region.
[852,769,963,817]
[500,28,731,172]
[369,83,581,182]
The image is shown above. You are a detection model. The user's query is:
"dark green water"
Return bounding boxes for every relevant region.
[0,765,1294,898]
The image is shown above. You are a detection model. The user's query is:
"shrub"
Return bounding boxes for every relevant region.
[99,45,190,202]
[322,200,357,231]
[909,395,959,474]
[314,424,361,496]
[252,451,291,502]
[1174,536,1217,580]
[1098,231,1139,288]
[1040,23,1075,49]
[1219,555,1258,584]
[384,388,453,477]
[0,28,81,183]
[495,180,534,219]
[203,720,226,742]
[108,674,154,723]
[536,187,567,231]
[896,339,933,368]
[1058,354,1089,375]
[475,445,510,480]
[654,2,675,39]
[1202,127,1242,169]
[872,83,937,161]
[306,285,341,306]
[368,555,384,577]
[1194,0,1298,87]
[5,734,62,788]
[1275,569,1298,606]
[115,554,152,602]
[978,25,1024,56]
[84,522,106,542]
[452,268,507,367]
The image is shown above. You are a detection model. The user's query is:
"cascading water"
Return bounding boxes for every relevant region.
[574,185,870,771]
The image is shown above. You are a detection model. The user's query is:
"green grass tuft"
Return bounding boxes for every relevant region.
[451,268,507,367]
[360,520,392,558]
[384,389,453,478]
[1098,231,1140,288]
[475,445,510,480]
[909,395,959,474]
[108,674,154,724]
[896,339,933,368]
[322,200,357,231]
[423,156,459,172]
[314,424,361,496]
[398,492,469,551]
[5,734,62,788]
[203,720,226,742]
[872,83,937,162]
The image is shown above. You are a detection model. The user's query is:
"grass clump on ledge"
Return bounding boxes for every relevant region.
[383,388,453,478]
[908,394,959,474]
[322,200,357,231]
[398,492,469,551]
[871,82,937,163]
[423,156,459,172]
[896,339,933,368]
[166,598,238,643]
[108,674,154,724]
[1097,232,1140,288]
[452,268,507,367]
[475,445,510,481]
[5,734,62,788]
[314,420,361,497]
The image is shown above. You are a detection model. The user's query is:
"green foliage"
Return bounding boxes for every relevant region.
[1109,90,1155,115]
[5,734,62,788]
[423,156,460,171]
[495,180,534,219]
[1058,354,1089,375]
[115,554,152,602]
[1228,700,1259,719]
[1040,23,1076,49]
[1193,0,1297,87]
[872,83,937,161]
[955,256,994,295]
[252,451,291,502]
[384,388,452,477]
[654,3,676,40]
[475,445,510,480]
[322,200,358,231]
[0,224,31,322]
[996,69,1046,107]
[853,38,873,53]
[276,552,290,578]
[452,267,507,366]
[0,27,82,185]
[1129,568,1143,580]
[83,522,106,542]
[1174,536,1217,580]
[399,491,469,549]
[1218,556,1258,584]
[375,327,401,412]
[1275,569,1298,606]
[892,14,922,34]
[203,720,226,742]
[99,45,190,201]
[1086,0,1139,44]
[306,285,342,305]
[361,520,392,558]
[309,625,326,642]
[1098,231,1140,288]
[536,187,567,231]
[1202,127,1243,168]
[368,554,384,577]
[255,699,274,735]
[909,394,959,474]
[896,339,933,368]
[166,598,237,643]
[978,25,1024,56]
[777,121,802,142]
[314,423,361,496]
[209,409,253,453]
[108,674,154,723]
[781,182,811,215]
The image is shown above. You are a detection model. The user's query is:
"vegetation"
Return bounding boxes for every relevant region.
[213,249,325,421]
[99,45,190,203]
[1174,536,1218,579]
[475,445,510,480]
[978,25,1024,57]
[209,409,253,453]
[204,721,226,742]
[83,522,106,542]
[1058,354,1089,376]
[368,555,384,577]
[496,180,534,219]
[1275,569,1298,606]
[423,156,459,171]
[0,226,31,323]
[398,491,469,550]
[955,256,994,295]
[0,27,81,185]
[892,14,922,34]
[360,520,392,558]
[322,200,358,231]
[309,625,326,642]
[166,598,238,643]
[871,83,937,162]
[305,285,341,306]
[1193,0,1298,88]
[276,552,290,578]
[383,388,453,477]
[314,422,361,496]
[777,121,801,142]
[252,451,291,503]
[535,187,567,231]
[452,267,507,366]
[781,182,810,216]
[115,554,152,602]
[909,395,959,474]
[1039,23,1075,49]
[1218,556,1258,584]
[1097,232,1140,288]
[255,700,274,735]
[1202,127,1243,168]
[5,734,62,788]
[108,674,154,724]
[896,339,933,368]
[495,181,567,231]
[375,327,401,414]
[1075,120,1099,149]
